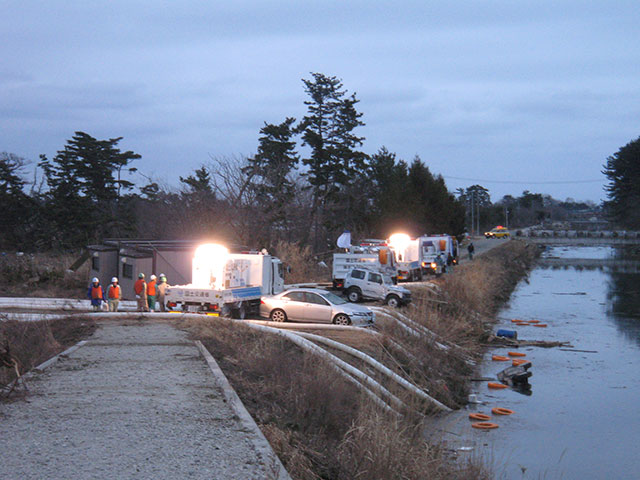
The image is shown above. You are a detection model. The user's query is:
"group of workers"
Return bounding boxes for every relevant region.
[87,273,170,312]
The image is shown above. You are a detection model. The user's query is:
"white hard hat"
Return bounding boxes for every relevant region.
[92,277,99,283]
[150,274,157,280]
[112,277,118,283]
[159,273,165,277]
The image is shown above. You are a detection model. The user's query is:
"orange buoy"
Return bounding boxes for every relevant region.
[512,359,529,366]
[508,351,526,357]
[469,413,491,421]
[514,322,529,326]
[511,319,522,323]
[488,382,507,389]
[533,323,548,328]
[527,320,540,324]
[492,355,510,361]
[492,407,514,415]
[472,422,499,430]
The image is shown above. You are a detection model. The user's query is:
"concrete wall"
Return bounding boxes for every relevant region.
[88,250,118,289]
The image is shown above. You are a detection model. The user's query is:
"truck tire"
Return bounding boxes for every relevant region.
[386,295,400,308]
[232,302,247,320]
[333,314,351,325]
[346,287,362,303]
[270,309,287,322]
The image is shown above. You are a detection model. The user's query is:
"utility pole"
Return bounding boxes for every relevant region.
[470,192,475,235]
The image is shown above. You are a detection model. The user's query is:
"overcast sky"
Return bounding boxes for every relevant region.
[2,1,639,202]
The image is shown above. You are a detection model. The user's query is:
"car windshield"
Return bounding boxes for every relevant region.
[383,275,394,285]
[320,291,348,305]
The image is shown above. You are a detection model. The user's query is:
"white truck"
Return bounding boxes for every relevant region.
[388,234,423,282]
[164,244,284,318]
[332,243,398,289]
[418,235,458,274]
[343,267,412,307]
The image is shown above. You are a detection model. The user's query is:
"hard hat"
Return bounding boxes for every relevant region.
[92,277,99,283]
[138,273,145,278]
[150,274,157,280]
[111,277,118,283]
[159,273,165,278]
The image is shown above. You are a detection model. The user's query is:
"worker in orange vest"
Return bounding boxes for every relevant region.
[87,277,105,312]
[134,273,148,312]
[107,277,122,312]
[147,274,157,311]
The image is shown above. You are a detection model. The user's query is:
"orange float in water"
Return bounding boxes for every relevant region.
[533,323,548,328]
[492,355,510,361]
[508,351,526,357]
[469,413,491,421]
[512,359,529,367]
[492,407,514,415]
[488,382,508,389]
[472,422,499,430]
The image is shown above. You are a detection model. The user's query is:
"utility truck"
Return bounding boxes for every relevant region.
[418,235,458,274]
[164,243,284,318]
[388,233,459,280]
[388,233,423,281]
[332,242,397,289]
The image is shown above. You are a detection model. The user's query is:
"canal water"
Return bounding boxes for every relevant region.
[439,245,640,479]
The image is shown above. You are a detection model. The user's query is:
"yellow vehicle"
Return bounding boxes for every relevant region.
[484,226,511,239]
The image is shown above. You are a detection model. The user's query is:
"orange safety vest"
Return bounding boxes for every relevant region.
[91,285,103,300]
[107,284,121,299]
[134,278,146,295]
[147,280,157,296]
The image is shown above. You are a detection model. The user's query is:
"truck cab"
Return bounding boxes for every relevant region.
[343,267,411,308]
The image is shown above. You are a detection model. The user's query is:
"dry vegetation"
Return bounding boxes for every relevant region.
[273,241,331,284]
[181,317,486,480]
[0,317,97,393]
[0,251,89,298]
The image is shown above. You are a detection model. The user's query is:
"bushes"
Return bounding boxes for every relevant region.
[0,251,88,297]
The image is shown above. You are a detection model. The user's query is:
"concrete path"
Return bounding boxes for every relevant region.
[0,321,281,480]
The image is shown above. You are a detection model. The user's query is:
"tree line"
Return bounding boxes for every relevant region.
[1,73,465,252]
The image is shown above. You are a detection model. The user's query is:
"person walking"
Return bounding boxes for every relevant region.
[467,242,475,260]
[147,274,157,312]
[134,273,148,312]
[87,277,105,312]
[156,274,170,312]
[107,277,122,312]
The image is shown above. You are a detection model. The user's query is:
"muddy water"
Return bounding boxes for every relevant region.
[441,245,640,479]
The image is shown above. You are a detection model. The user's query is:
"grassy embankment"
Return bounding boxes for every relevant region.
[0,317,97,394]
[181,239,540,480]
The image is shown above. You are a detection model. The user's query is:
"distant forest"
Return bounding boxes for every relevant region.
[1,73,617,253]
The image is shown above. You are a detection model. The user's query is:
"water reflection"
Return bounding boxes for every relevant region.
[606,271,640,347]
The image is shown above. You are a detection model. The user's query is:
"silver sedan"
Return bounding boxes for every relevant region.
[260,288,375,325]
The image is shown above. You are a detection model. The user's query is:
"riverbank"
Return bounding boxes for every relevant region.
[179,240,540,479]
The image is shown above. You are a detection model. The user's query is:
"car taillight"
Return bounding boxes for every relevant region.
[260,299,265,304]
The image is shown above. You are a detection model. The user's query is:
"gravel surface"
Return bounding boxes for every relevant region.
[0,321,277,480]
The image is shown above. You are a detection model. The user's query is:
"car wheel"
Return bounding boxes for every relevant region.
[333,314,351,325]
[386,295,400,308]
[346,287,362,303]
[270,308,287,322]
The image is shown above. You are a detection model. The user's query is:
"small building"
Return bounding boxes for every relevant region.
[87,239,245,300]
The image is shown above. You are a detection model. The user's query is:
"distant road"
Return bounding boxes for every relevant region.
[458,237,507,264]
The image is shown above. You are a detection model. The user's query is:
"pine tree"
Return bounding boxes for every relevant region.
[39,132,140,247]
[297,73,367,247]
[603,136,640,227]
